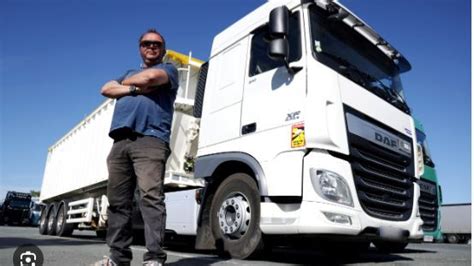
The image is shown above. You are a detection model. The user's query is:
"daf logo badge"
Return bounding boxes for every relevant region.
[375,132,397,148]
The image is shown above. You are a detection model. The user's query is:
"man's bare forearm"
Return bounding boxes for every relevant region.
[101,80,135,99]
[121,69,169,88]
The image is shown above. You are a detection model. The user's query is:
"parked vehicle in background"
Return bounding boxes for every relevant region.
[414,119,443,242]
[440,203,471,243]
[29,201,44,227]
[0,191,32,225]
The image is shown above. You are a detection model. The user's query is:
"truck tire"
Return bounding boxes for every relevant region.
[373,241,408,253]
[55,202,74,236]
[38,205,49,235]
[446,234,460,244]
[209,173,263,259]
[46,203,57,235]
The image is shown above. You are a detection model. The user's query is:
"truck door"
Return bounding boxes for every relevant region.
[242,12,305,135]
[240,11,306,196]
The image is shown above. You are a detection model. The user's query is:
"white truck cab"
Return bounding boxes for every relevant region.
[192,0,423,258]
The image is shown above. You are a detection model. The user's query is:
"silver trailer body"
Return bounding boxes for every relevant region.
[440,203,471,243]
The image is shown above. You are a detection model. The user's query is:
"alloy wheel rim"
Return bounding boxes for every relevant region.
[218,193,251,239]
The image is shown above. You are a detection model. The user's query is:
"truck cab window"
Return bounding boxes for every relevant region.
[249,12,301,77]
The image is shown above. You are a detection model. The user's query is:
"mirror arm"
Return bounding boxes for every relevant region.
[286,61,303,75]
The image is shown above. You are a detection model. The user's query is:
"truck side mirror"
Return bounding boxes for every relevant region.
[268,38,289,61]
[268,6,289,61]
[268,6,295,74]
[269,6,289,39]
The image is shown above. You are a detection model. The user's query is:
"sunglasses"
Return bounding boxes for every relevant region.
[140,41,163,48]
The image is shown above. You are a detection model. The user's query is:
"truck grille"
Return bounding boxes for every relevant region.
[345,107,415,221]
[417,179,439,232]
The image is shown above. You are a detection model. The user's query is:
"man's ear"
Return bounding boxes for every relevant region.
[160,49,167,62]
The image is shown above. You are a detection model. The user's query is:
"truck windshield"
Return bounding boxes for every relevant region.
[9,200,31,209]
[415,129,435,167]
[34,203,42,211]
[309,5,410,114]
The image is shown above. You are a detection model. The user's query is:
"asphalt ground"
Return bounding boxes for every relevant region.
[0,226,471,265]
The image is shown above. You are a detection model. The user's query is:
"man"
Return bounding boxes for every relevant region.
[96,29,178,266]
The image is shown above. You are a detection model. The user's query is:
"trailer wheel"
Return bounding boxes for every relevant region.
[55,202,74,236]
[209,173,263,259]
[446,234,460,244]
[46,203,57,235]
[38,206,48,235]
[373,241,408,253]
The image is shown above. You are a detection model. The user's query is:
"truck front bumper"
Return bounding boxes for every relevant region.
[260,200,423,241]
[260,150,424,241]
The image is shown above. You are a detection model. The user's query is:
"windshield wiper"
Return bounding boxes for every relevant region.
[363,74,411,114]
[318,51,410,113]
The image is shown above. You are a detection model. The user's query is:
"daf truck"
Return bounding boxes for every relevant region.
[415,119,443,242]
[39,0,424,259]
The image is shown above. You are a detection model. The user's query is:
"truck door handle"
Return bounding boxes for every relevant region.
[241,123,256,135]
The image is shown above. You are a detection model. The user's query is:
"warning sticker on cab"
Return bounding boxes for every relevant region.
[291,123,305,148]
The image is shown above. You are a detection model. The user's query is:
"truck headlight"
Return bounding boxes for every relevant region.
[416,143,425,177]
[310,169,353,207]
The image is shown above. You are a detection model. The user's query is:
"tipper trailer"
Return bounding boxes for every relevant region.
[40,0,424,259]
[39,49,204,236]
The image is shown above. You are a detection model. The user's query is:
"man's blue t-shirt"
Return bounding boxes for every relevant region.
[109,63,179,143]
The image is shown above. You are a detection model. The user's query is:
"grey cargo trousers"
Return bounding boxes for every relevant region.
[106,134,170,265]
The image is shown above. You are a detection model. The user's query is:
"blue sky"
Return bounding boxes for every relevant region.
[0,0,470,204]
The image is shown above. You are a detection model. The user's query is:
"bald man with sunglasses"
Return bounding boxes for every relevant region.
[96,29,178,266]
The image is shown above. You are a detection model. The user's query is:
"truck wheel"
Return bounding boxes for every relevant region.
[46,203,57,235]
[38,205,49,235]
[446,234,459,244]
[209,173,263,259]
[373,241,408,253]
[55,202,74,236]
